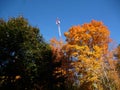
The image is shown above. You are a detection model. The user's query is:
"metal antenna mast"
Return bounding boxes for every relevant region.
[56,17,62,41]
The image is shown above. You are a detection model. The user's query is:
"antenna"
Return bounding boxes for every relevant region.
[56,17,62,41]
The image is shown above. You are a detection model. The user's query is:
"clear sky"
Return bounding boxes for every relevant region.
[0,0,120,44]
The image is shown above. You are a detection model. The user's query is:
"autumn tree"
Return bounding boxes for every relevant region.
[63,20,112,90]
[100,49,120,90]
[50,38,67,89]
[115,45,120,73]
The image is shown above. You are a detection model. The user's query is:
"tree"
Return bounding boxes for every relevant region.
[115,45,120,76]
[100,50,120,90]
[50,38,67,89]
[0,16,52,90]
[63,20,111,89]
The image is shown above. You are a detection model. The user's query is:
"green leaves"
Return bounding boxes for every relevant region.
[0,16,53,90]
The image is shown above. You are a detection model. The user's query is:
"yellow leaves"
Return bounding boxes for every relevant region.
[72,52,78,57]
[85,33,92,39]
[53,67,66,78]
[93,45,102,58]
[91,20,103,27]
[15,75,21,80]
[89,76,98,82]
[50,38,63,48]
[61,20,114,89]
[75,67,80,72]
[64,32,69,37]
[64,20,111,53]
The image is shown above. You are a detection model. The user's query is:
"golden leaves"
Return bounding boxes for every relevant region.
[15,75,21,80]
[62,20,112,89]
[53,67,66,78]
[64,20,111,55]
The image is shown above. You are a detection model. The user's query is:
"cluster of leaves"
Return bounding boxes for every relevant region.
[61,20,120,90]
[0,16,53,90]
[115,45,120,74]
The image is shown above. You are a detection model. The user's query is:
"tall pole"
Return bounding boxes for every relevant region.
[56,17,62,41]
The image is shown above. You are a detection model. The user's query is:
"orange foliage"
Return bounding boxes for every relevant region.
[64,20,112,54]
[15,75,21,80]
[63,20,113,89]
[50,20,120,89]
[50,38,67,87]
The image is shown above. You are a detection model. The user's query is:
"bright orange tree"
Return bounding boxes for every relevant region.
[63,20,111,89]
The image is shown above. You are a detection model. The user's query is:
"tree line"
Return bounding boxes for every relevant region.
[0,16,120,90]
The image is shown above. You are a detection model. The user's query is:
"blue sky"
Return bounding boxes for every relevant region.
[0,0,120,44]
